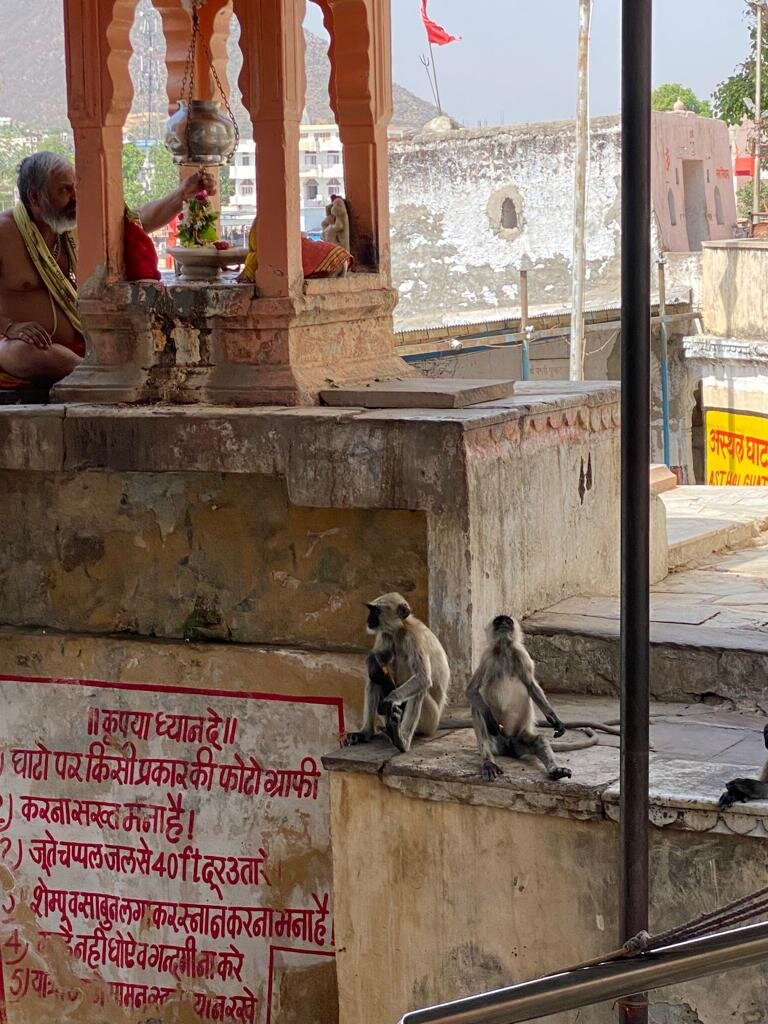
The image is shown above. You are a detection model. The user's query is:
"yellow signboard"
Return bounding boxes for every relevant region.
[705,408,768,486]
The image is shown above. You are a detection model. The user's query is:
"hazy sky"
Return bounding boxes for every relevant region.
[303,1,750,126]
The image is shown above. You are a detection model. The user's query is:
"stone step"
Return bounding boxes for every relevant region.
[661,485,768,571]
[524,601,768,707]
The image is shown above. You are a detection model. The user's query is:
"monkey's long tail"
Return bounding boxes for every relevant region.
[438,716,622,739]
[551,730,600,752]
[539,719,622,737]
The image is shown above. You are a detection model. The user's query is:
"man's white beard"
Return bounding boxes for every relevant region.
[40,202,76,235]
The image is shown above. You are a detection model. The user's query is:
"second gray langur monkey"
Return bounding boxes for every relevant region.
[466,614,573,782]
[343,592,449,753]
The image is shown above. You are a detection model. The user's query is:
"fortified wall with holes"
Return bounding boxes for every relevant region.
[389,111,737,327]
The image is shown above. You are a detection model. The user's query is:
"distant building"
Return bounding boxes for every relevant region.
[389,110,738,325]
[223,122,413,236]
[224,124,344,236]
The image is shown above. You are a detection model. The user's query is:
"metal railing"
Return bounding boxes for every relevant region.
[398,920,768,1024]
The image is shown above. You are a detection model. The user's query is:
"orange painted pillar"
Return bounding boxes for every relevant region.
[234,0,305,298]
[322,0,393,276]
[63,0,138,283]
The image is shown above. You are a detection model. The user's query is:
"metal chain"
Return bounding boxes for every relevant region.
[177,0,238,164]
[200,31,240,153]
[178,3,199,163]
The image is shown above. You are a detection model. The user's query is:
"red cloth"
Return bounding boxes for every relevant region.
[420,0,460,45]
[124,215,161,281]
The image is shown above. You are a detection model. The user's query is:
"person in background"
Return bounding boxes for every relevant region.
[0,151,214,389]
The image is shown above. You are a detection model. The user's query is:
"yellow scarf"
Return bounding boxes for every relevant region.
[13,203,82,335]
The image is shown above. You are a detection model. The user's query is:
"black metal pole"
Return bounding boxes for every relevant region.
[619,1,652,1023]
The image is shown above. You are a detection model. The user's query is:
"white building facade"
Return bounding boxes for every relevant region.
[224,123,345,237]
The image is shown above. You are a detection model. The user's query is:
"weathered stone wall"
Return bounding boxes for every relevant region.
[0,630,363,1024]
[0,469,428,649]
[390,117,624,326]
[328,762,768,1024]
[701,240,768,339]
[0,388,620,1024]
[389,113,734,328]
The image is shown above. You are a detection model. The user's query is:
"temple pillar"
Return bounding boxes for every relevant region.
[153,0,231,108]
[320,0,392,274]
[63,0,138,284]
[234,0,305,298]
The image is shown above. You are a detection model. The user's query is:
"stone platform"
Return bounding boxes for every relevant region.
[662,485,768,569]
[0,380,620,1024]
[0,381,619,690]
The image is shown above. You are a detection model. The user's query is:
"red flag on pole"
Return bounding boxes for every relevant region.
[420,0,460,45]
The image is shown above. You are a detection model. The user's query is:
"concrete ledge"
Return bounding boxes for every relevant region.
[324,707,768,839]
[662,486,768,570]
[650,463,677,495]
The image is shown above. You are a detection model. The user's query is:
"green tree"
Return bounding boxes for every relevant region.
[737,179,768,218]
[652,83,711,117]
[219,162,234,205]
[145,144,178,201]
[0,127,30,209]
[122,142,148,211]
[713,4,768,125]
[37,131,75,159]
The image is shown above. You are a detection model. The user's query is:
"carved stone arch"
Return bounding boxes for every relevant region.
[232,0,307,297]
[312,0,339,122]
[318,0,392,129]
[310,0,392,271]
[65,0,139,128]
[234,0,306,126]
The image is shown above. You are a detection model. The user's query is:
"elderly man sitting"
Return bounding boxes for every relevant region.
[0,151,212,390]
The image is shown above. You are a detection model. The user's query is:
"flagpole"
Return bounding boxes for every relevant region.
[428,39,443,114]
[569,0,593,381]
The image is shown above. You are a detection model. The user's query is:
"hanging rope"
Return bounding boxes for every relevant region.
[562,882,768,974]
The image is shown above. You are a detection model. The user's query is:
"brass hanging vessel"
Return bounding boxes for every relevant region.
[163,0,239,165]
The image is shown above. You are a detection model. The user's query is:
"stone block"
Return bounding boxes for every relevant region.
[650,463,677,494]
[0,380,621,697]
[319,378,515,409]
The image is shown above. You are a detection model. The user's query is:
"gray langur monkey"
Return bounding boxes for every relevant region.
[466,614,575,782]
[719,725,768,809]
[343,592,449,753]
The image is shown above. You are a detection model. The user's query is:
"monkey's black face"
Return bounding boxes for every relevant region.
[365,604,381,634]
[492,614,516,633]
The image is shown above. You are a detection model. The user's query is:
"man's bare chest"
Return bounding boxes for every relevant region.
[0,233,72,293]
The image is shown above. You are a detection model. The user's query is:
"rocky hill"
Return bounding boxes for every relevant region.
[0,0,436,131]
